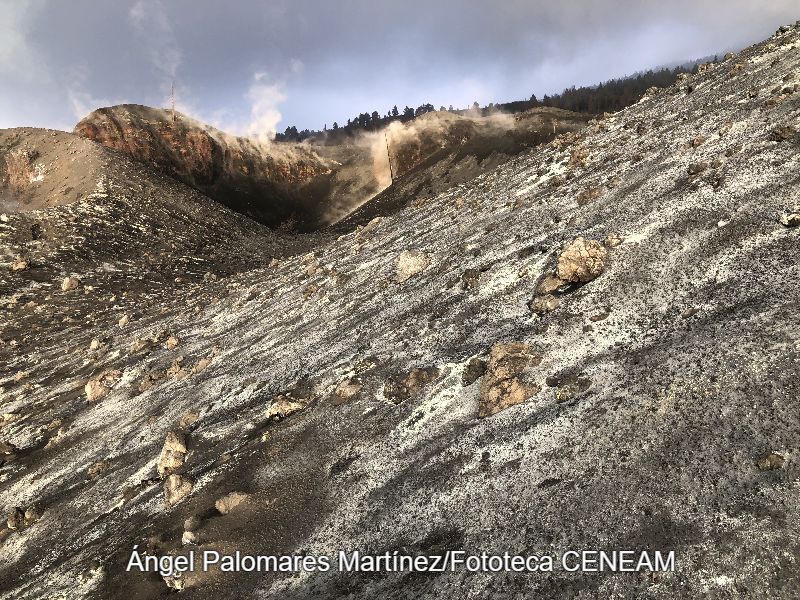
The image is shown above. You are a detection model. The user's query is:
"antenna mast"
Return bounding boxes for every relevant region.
[170,81,176,122]
[384,131,394,184]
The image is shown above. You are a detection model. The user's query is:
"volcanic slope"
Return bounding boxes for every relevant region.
[1,20,800,600]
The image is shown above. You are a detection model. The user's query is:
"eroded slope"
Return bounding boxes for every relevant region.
[1,21,800,600]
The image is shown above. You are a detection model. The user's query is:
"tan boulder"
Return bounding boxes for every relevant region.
[215,491,250,515]
[61,276,80,291]
[556,237,608,283]
[164,474,193,507]
[85,369,122,402]
[396,250,431,283]
[157,431,187,478]
[479,343,542,417]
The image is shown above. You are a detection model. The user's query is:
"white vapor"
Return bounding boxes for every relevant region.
[245,72,287,142]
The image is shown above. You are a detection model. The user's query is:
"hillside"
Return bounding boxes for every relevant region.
[1,19,800,600]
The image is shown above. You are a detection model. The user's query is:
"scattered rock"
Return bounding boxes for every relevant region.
[192,357,212,374]
[215,491,250,515]
[535,274,564,295]
[118,314,131,328]
[181,530,200,545]
[10,256,30,272]
[771,125,798,142]
[139,369,165,392]
[396,250,431,283]
[462,357,487,386]
[61,276,80,291]
[265,396,308,420]
[576,186,603,206]
[6,508,25,530]
[164,474,193,507]
[333,378,363,405]
[89,338,102,351]
[129,338,149,353]
[780,212,800,227]
[550,375,592,403]
[384,367,440,404]
[86,461,110,480]
[165,359,187,381]
[556,237,608,283]
[85,369,122,402]
[461,268,481,290]
[529,294,560,315]
[687,162,709,176]
[6,506,40,531]
[690,136,707,147]
[756,452,785,471]
[165,335,179,350]
[179,412,200,428]
[479,343,542,417]
[183,515,202,532]
[604,233,623,248]
[157,431,188,478]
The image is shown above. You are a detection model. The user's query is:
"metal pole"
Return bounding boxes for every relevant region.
[385,131,394,184]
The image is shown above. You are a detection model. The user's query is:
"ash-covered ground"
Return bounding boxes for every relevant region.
[1,21,800,600]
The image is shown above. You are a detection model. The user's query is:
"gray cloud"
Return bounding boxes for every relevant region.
[1,1,797,132]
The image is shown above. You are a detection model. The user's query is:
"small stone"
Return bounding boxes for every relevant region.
[333,378,363,405]
[85,369,122,402]
[61,276,80,291]
[87,460,110,479]
[10,256,30,272]
[179,412,199,428]
[479,343,542,417]
[576,186,603,206]
[164,474,193,507]
[529,294,560,314]
[604,233,624,248]
[165,335,179,350]
[7,507,24,530]
[756,452,785,471]
[689,136,707,148]
[396,250,431,283]
[535,275,564,295]
[461,268,481,290]
[556,237,608,283]
[266,396,307,420]
[215,491,250,515]
[158,431,187,478]
[129,338,149,353]
[687,162,709,176]
[23,507,41,526]
[181,530,200,545]
[553,376,592,403]
[118,314,130,328]
[89,339,102,351]
[780,213,800,227]
[192,357,212,374]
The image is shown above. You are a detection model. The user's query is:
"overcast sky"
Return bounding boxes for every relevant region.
[1,1,797,135]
